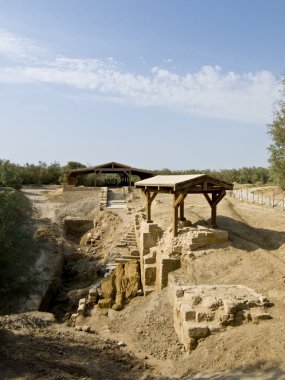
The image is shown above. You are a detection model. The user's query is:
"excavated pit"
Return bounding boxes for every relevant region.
[63,217,94,242]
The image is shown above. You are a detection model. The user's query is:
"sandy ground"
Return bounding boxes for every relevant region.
[1,185,285,379]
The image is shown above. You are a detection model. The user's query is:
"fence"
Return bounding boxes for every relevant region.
[228,189,285,211]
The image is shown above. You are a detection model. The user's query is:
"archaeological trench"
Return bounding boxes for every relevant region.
[25,174,273,357]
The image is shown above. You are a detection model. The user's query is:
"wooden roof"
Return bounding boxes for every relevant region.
[66,161,154,179]
[135,174,233,193]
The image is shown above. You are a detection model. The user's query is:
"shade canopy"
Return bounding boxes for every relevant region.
[66,161,154,186]
[135,174,233,236]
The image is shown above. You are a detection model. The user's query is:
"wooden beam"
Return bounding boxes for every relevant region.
[203,191,226,228]
[174,193,187,208]
[203,193,211,205]
[144,190,158,223]
[212,191,226,207]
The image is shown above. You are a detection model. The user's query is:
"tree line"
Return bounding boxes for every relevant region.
[0,159,272,188]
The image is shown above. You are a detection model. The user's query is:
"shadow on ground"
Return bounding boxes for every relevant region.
[179,363,285,380]
[0,328,148,380]
[213,216,285,251]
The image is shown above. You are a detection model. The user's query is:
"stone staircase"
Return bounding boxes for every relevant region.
[107,188,126,209]
[100,187,108,209]
[105,225,140,276]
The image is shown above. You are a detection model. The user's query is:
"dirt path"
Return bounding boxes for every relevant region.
[21,186,62,221]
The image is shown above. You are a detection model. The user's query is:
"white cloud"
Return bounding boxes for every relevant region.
[0,30,281,124]
[162,58,173,63]
[0,29,45,62]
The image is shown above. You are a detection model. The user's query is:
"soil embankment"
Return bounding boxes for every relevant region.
[1,185,285,379]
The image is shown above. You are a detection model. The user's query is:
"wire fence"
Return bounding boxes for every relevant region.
[228,189,285,211]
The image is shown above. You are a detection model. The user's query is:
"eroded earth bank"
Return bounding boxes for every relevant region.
[1,185,285,380]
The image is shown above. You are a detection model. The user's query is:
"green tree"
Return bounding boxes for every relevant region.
[0,159,22,188]
[268,79,285,189]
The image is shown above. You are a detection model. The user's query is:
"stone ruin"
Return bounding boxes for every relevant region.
[68,259,141,327]
[137,220,229,295]
[66,208,273,351]
[168,276,272,352]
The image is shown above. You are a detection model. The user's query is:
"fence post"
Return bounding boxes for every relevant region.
[272,193,275,207]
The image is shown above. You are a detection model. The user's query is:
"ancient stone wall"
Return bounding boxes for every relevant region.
[168,274,272,352]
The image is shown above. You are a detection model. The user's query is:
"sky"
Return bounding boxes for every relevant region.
[0,0,284,170]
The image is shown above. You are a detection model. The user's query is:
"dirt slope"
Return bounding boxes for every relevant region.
[2,186,285,379]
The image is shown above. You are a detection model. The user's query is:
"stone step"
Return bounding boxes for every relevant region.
[116,243,127,247]
[122,237,136,242]
[121,240,136,246]
[115,257,139,264]
[107,204,126,209]
[126,234,136,239]
[129,248,139,256]
[106,263,117,270]
[143,286,155,297]
[120,255,140,260]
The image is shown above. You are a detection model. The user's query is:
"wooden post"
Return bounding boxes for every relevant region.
[203,191,225,229]
[172,193,187,236]
[146,191,152,223]
[210,204,217,228]
[144,190,157,223]
[173,194,179,237]
[179,200,186,221]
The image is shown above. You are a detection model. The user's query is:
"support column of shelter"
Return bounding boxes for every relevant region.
[179,199,186,221]
[67,176,76,185]
[173,193,187,237]
[144,190,158,223]
[203,191,226,228]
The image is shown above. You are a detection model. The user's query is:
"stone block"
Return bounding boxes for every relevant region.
[144,265,156,286]
[130,247,139,256]
[188,338,197,351]
[208,324,221,334]
[252,312,272,323]
[180,303,196,321]
[207,230,228,244]
[203,297,219,310]
[184,293,202,306]
[156,257,181,290]
[219,313,235,326]
[189,242,207,251]
[185,323,210,339]
[223,300,237,314]
[77,298,87,316]
[176,289,184,298]
[196,312,207,323]
[98,298,114,309]
[191,236,206,244]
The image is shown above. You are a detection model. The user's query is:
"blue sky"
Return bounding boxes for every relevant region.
[0,0,284,170]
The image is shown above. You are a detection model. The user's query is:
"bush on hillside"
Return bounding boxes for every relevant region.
[0,189,37,311]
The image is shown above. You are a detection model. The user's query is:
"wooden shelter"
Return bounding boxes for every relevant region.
[135,174,233,237]
[66,161,154,186]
